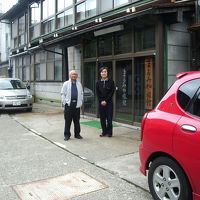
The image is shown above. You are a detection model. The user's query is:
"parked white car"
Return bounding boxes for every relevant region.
[0,78,33,112]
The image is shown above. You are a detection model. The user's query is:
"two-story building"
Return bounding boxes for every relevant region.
[0,0,14,77]
[0,0,196,125]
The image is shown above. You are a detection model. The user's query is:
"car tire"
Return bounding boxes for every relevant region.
[148,156,192,200]
[27,107,32,112]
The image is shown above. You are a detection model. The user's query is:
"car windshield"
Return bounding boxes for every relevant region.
[0,79,26,90]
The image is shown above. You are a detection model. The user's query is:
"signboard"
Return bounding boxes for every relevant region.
[145,57,153,110]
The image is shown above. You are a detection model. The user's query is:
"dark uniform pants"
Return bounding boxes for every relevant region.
[64,103,80,138]
[99,101,113,136]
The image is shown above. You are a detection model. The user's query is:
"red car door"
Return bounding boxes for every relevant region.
[173,104,200,195]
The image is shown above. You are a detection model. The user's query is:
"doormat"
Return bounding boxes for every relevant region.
[81,120,118,129]
[13,171,107,200]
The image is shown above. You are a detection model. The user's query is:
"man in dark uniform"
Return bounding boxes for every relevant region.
[96,66,115,137]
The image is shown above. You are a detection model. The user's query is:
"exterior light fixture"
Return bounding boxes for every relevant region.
[72,24,77,31]
[126,8,131,13]
[72,25,77,30]
[95,18,103,23]
[24,46,27,51]
[17,49,19,53]
[28,43,31,47]
[39,38,43,43]
[131,7,136,12]
[53,33,58,37]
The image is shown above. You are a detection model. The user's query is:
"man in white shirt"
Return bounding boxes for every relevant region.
[61,70,83,140]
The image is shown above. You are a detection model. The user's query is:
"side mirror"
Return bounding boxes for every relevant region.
[27,85,30,90]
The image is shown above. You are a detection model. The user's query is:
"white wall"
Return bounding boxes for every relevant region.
[34,82,63,103]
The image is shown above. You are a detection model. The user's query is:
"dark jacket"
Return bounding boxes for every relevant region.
[96,79,115,103]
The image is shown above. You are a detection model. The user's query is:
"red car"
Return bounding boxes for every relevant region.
[139,71,200,200]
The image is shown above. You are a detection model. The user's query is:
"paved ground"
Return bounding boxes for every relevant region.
[0,102,152,200]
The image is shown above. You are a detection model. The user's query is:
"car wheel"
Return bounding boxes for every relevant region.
[27,107,32,112]
[148,157,192,200]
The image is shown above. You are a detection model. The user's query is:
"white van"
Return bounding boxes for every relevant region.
[0,78,33,111]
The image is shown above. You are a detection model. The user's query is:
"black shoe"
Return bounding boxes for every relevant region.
[100,134,107,137]
[75,135,83,139]
[64,137,70,141]
[107,135,112,137]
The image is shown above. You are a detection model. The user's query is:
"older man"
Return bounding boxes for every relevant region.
[61,70,83,140]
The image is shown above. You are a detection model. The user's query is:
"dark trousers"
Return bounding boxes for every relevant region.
[64,103,80,138]
[99,101,113,136]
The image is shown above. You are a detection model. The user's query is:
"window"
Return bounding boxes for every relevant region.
[30,24,40,39]
[18,15,25,35]
[192,93,200,117]
[65,9,73,26]
[84,39,97,58]
[57,8,73,29]
[114,31,132,54]
[57,12,65,29]
[76,2,86,22]
[55,60,62,81]
[177,79,200,110]
[98,35,112,56]
[135,26,155,52]
[47,50,54,80]
[114,0,129,8]
[99,0,129,13]
[57,0,73,12]
[42,17,55,34]
[86,0,96,18]
[31,2,41,24]
[14,37,18,49]
[55,47,63,81]
[99,0,112,13]
[47,62,54,80]
[76,0,96,22]
[35,51,46,81]
[35,48,63,81]
[42,0,55,20]
[12,20,18,38]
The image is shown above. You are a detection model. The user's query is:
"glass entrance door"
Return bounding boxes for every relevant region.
[83,62,96,114]
[115,60,133,122]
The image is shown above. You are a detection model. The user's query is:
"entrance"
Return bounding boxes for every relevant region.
[83,57,154,124]
[115,60,133,122]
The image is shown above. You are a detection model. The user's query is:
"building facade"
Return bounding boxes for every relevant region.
[0,1,12,77]
[0,0,195,125]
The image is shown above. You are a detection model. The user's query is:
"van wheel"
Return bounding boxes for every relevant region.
[148,157,192,200]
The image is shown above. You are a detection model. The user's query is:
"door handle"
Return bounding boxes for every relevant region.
[181,125,197,132]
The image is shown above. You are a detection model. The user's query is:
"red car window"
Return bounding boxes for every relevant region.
[177,78,200,110]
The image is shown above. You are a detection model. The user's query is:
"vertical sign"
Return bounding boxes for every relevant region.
[145,57,153,110]
[122,67,127,106]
